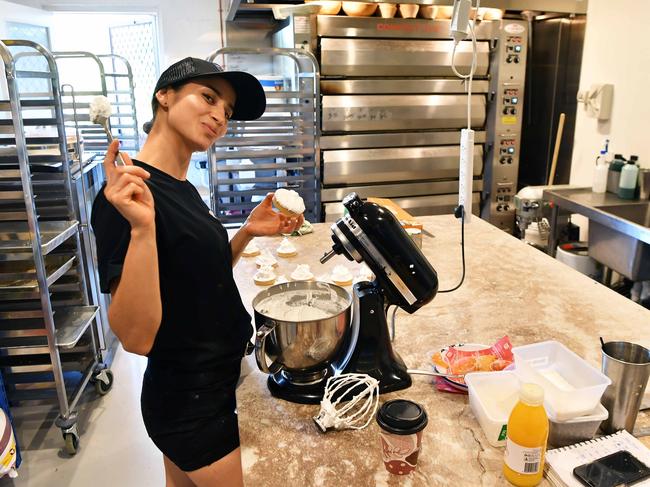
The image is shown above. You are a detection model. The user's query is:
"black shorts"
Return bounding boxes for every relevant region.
[140,360,242,472]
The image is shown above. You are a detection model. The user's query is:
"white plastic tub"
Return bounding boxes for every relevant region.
[548,403,609,447]
[465,371,520,447]
[512,341,611,421]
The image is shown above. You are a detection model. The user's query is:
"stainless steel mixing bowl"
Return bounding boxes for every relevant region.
[252,281,352,377]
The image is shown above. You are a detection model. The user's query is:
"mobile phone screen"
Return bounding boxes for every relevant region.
[573,450,650,487]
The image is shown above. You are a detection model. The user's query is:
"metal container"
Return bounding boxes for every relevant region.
[600,341,650,434]
[588,204,650,281]
[252,281,352,376]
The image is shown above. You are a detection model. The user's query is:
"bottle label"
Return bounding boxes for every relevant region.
[504,438,542,475]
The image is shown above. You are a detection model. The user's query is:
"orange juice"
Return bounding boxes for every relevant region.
[503,383,549,486]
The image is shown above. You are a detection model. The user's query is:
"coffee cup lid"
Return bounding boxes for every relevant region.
[376,399,428,435]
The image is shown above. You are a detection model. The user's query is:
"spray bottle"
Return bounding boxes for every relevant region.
[593,139,609,193]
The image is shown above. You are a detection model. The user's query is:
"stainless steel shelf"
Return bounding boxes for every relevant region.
[55,305,99,349]
[0,221,78,254]
[0,255,76,291]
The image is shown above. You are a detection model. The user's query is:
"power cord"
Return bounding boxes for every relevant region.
[438,205,466,293]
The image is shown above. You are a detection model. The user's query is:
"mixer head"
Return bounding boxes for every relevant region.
[321,193,438,313]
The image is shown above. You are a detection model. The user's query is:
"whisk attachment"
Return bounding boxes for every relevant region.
[313,373,379,433]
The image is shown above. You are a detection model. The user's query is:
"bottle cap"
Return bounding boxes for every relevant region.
[519,383,544,406]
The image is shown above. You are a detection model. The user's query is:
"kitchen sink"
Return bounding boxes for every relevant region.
[589,203,650,280]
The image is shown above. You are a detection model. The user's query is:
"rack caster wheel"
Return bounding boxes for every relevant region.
[63,432,79,455]
[93,369,114,396]
[60,423,79,456]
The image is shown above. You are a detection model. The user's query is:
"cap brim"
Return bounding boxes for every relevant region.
[197,71,266,121]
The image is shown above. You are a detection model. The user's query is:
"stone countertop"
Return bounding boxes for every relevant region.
[231,215,649,486]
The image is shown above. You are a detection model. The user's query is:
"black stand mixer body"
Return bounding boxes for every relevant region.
[328,193,439,394]
[264,193,439,403]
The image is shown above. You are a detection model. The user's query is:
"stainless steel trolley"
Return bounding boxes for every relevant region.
[0,39,112,456]
[206,47,321,225]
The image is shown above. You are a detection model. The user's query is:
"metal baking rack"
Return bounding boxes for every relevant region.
[51,51,140,156]
[205,47,321,225]
[0,39,113,456]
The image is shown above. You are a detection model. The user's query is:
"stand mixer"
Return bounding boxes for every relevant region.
[253,193,439,403]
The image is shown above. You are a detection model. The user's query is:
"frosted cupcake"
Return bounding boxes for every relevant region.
[290,264,314,281]
[242,240,261,257]
[254,265,276,286]
[331,265,353,286]
[354,263,375,284]
[273,188,306,217]
[256,249,278,268]
[277,237,297,258]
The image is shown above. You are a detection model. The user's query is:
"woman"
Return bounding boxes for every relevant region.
[91,57,303,487]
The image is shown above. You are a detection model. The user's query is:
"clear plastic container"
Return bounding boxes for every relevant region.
[512,341,611,421]
[547,403,608,447]
[465,371,520,447]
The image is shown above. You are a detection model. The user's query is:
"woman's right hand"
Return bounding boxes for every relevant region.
[102,139,155,230]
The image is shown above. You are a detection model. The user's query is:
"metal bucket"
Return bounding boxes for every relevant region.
[252,281,352,377]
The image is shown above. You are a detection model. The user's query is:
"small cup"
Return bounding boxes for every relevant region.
[376,399,428,475]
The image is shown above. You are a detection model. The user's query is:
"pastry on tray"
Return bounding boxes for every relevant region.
[290,264,314,281]
[272,188,305,217]
[276,237,297,258]
[331,265,353,287]
[256,249,278,268]
[242,240,261,257]
[254,265,276,286]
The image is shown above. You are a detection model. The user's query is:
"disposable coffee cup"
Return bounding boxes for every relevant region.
[376,399,428,475]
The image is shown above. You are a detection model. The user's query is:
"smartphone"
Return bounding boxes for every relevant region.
[573,450,650,487]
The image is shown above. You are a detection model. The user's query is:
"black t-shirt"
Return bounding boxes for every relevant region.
[91,160,253,370]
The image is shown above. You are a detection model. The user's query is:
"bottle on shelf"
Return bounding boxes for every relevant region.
[618,155,639,200]
[607,154,626,193]
[503,383,549,487]
[593,139,609,193]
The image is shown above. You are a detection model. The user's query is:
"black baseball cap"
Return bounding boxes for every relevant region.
[148,57,266,126]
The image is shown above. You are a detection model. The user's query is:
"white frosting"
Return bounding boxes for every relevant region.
[331,265,353,283]
[277,237,297,255]
[255,287,347,321]
[256,249,277,267]
[276,275,289,284]
[354,263,375,283]
[243,240,260,255]
[89,96,112,124]
[254,264,276,282]
[291,264,314,281]
[274,188,306,214]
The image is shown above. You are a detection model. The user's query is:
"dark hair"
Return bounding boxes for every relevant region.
[143,80,185,134]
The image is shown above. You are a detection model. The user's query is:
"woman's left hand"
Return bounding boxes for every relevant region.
[244,193,304,237]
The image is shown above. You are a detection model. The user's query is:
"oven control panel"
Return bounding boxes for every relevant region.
[481,20,528,233]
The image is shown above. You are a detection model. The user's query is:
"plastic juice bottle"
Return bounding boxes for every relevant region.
[503,383,549,486]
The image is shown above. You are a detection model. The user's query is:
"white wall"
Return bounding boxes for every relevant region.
[570,0,650,187]
[569,0,650,240]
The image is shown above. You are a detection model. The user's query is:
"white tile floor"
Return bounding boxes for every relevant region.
[0,347,165,486]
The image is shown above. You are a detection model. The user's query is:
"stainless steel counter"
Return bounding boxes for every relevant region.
[544,187,650,247]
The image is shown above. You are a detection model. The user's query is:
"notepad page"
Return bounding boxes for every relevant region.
[545,430,650,487]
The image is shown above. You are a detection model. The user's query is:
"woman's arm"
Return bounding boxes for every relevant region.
[230,193,303,266]
[109,224,162,355]
[100,140,161,355]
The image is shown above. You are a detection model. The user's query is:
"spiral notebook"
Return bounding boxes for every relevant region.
[545,430,650,487]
